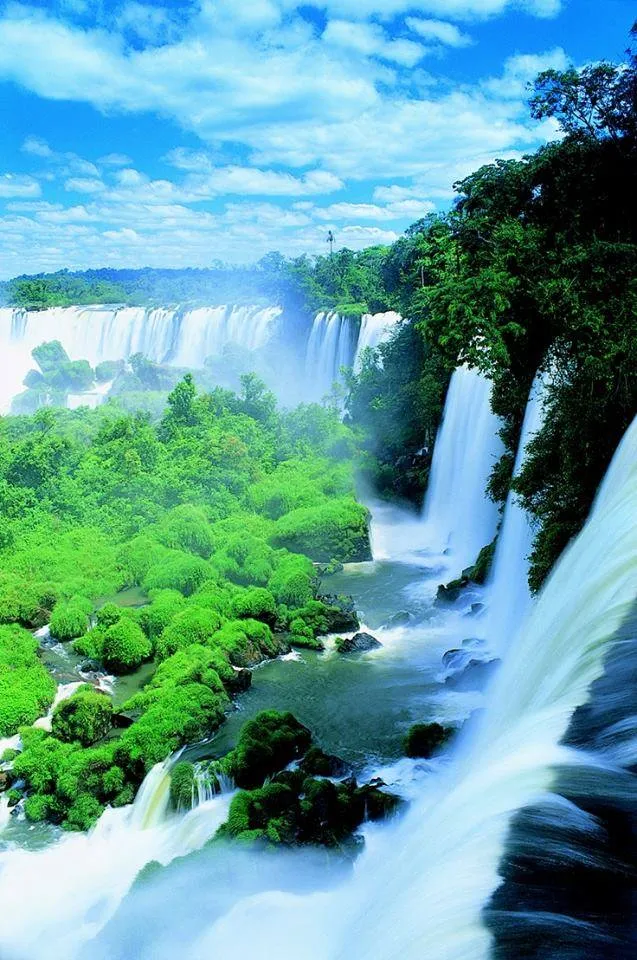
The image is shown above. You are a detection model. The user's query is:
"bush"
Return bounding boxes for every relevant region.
[156,505,215,558]
[137,590,186,641]
[0,625,56,737]
[95,602,123,628]
[144,554,212,597]
[230,587,277,625]
[170,761,196,810]
[51,685,113,746]
[218,711,312,789]
[211,619,284,667]
[270,498,371,563]
[268,554,315,607]
[102,619,152,674]
[155,607,224,660]
[50,597,92,641]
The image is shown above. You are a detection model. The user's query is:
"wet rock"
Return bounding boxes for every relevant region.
[404,722,454,759]
[336,632,382,654]
[385,610,413,627]
[112,712,135,729]
[299,746,351,778]
[436,577,469,603]
[445,658,500,691]
[466,602,485,617]
[319,594,360,633]
[225,667,252,694]
[442,648,466,669]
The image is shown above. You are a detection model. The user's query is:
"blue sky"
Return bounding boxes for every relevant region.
[0,0,633,278]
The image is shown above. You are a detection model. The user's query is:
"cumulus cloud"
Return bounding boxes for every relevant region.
[483,47,569,98]
[21,135,52,157]
[323,20,427,67]
[98,153,133,166]
[0,173,42,198]
[405,18,473,47]
[64,177,105,193]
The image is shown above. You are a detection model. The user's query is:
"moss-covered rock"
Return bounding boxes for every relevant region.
[403,722,454,759]
[217,710,312,789]
[51,685,113,746]
[50,597,92,641]
[102,619,152,674]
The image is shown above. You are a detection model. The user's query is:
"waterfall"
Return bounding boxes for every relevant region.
[422,364,504,576]
[173,411,637,960]
[303,312,356,402]
[485,372,548,652]
[0,305,281,412]
[353,312,401,371]
[0,757,234,959]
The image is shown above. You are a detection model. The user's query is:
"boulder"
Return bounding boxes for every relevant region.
[404,722,454,759]
[445,658,500,691]
[319,594,360,633]
[384,610,413,627]
[336,632,382,654]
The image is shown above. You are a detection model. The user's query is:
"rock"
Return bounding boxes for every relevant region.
[385,610,413,627]
[445,658,500,691]
[299,746,350,778]
[404,722,454,759]
[319,594,360,633]
[0,771,10,792]
[442,648,466,669]
[464,602,485,617]
[336,632,382,654]
[436,577,469,603]
[225,667,252,693]
[112,712,135,729]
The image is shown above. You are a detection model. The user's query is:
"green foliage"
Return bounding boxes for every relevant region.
[230,587,277,625]
[0,625,56,736]
[271,498,371,563]
[155,505,215,558]
[50,597,92,640]
[51,686,113,746]
[143,554,212,597]
[170,761,196,811]
[102,619,152,674]
[217,710,312,789]
[137,590,186,641]
[155,607,224,660]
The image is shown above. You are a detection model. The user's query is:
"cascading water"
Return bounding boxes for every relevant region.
[303,312,356,402]
[0,304,281,412]
[353,312,401,372]
[422,364,504,576]
[485,372,548,653]
[0,757,234,959]
[164,411,637,960]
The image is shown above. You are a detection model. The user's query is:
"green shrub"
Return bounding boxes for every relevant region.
[144,554,212,597]
[155,607,224,660]
[270,499,371,563]
[268,553,315,607]
[50,597,92,641]
[230,587,277,625]
[51,685,113,746]
[218,710,312,789]
[156,505,215,558]
[72,626,106,661]
[211,619,284,667]
[137,590,186,640]
[96,602,123,628]
[0,625,56,737]
[102,619,152,674]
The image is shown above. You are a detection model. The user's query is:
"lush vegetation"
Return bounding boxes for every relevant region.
[0,375,370,829]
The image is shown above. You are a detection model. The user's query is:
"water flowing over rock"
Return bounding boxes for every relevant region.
[353,312,401,372]
[485,371,548,653]
[422,364,504,576]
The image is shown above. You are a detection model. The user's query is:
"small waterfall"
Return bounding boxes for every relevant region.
[486,373,548,652]
[0,305,282,412]
[353,311,401,371]
[422,364,504,576]
[0,756,234,959]
[303,312,356,402]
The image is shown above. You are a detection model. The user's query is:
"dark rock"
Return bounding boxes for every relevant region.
[436,577,469,603]
[404,722,454,759]
[112,712,135,729]
[445,658,500,691]
[319,594,360,633]
[467,602,485,616]
[225,667,252,693]
[385,610,413,627]
[336,632,382,654]
[299,746,350,778]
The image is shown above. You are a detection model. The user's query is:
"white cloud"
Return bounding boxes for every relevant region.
[98,153,133,166]
[483,47,569,98]
[21,135,52,157]
[0,173,42,198]
[405,18,472,47]
[64,177,105,193]
[323,20,427,67]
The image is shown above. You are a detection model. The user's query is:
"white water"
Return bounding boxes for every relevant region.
[353,312,401,372]
[0,305,281,412]
[166,411,637,960]
[0,759,234,959]
[303,311,355,402]
[422,364,504,577]
[485,373,548,653]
